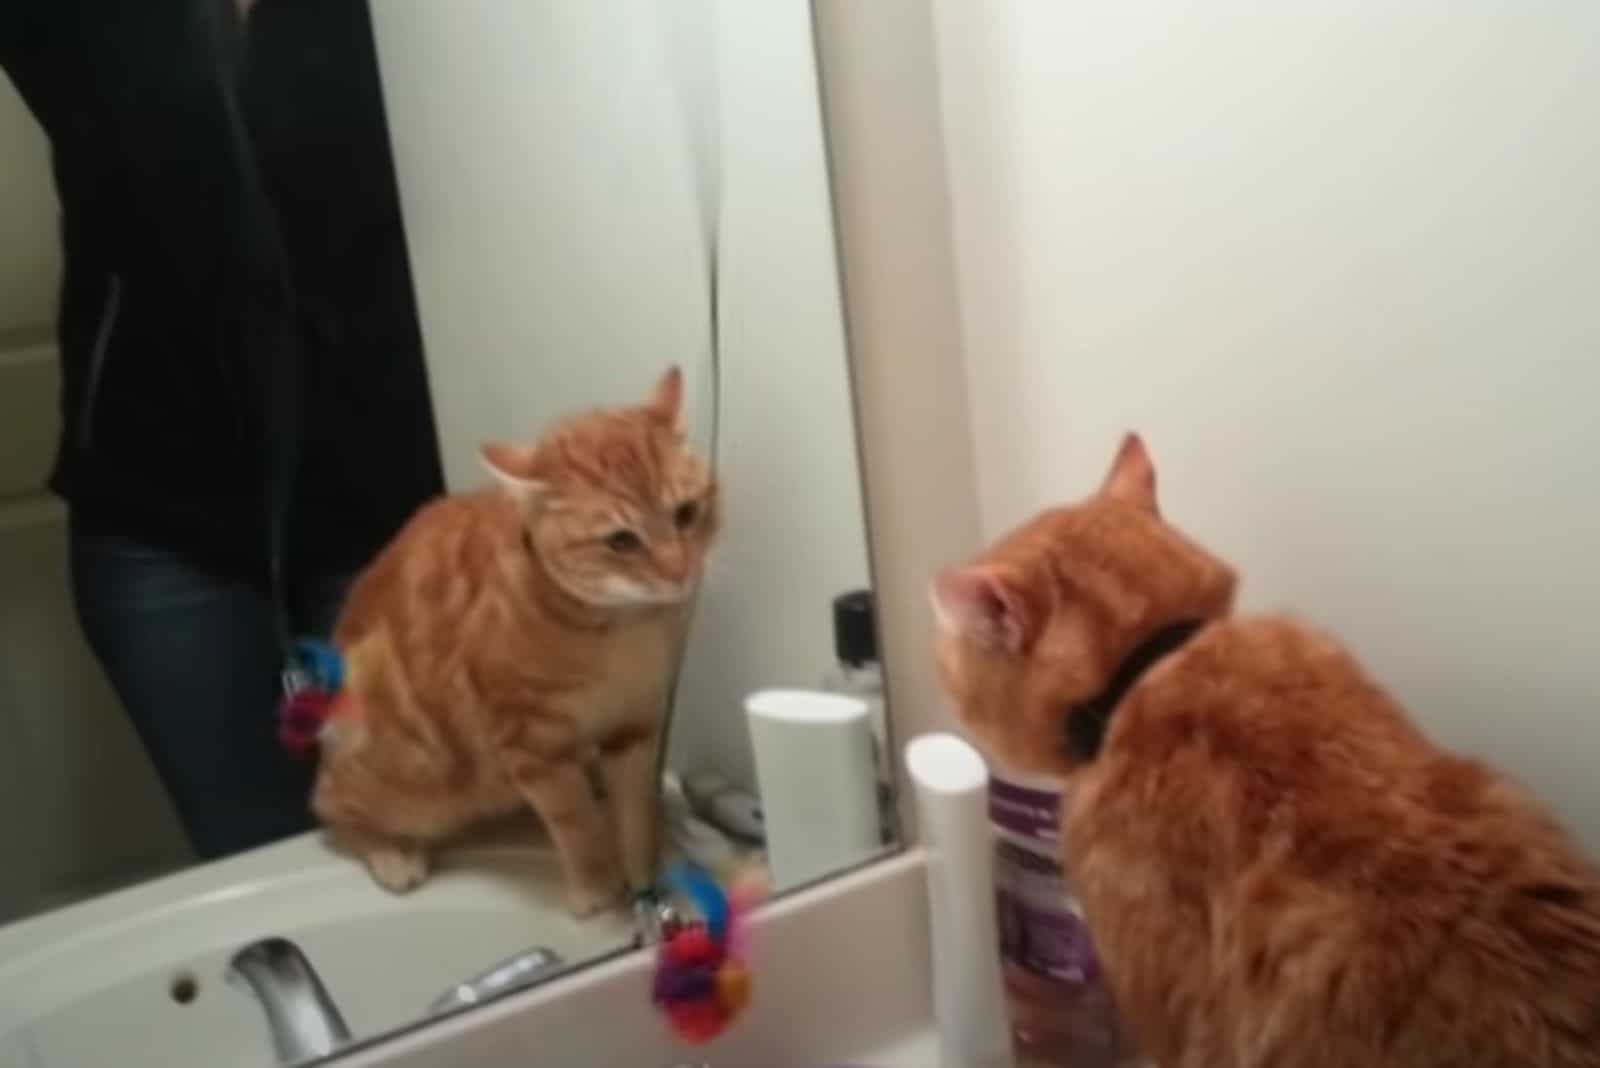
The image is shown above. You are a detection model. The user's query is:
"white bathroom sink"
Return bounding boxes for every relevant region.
[0,830,629,1068]
[331,851,939,1068]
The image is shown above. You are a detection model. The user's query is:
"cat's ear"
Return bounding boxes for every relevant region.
[648,365,685,434]
[931,566,1033,654]
[480,441,548,508]
[1100,432,1159,513]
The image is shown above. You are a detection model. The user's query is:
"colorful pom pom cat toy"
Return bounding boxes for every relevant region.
[652,861,768,1044]
[276,638,347,758]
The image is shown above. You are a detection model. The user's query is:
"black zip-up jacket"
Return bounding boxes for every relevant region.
[0,0,443,584]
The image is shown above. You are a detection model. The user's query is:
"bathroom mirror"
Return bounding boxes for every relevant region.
[0,1,895,1064]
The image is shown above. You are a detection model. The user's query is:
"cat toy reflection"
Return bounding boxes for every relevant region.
[651,862,767,1045]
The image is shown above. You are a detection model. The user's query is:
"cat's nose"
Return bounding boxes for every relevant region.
[656,545,692,584]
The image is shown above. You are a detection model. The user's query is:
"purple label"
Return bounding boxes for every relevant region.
[993,837,1101,985]
[989,777,1061,842]
[993,831,1128,1063]
[996,888,1102,984]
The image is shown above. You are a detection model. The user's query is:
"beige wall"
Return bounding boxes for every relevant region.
[0,74,58,333]
[932,3,1600,847]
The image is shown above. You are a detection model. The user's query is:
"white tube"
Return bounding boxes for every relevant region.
[746,689,879,890]
[905,733,1014,1068]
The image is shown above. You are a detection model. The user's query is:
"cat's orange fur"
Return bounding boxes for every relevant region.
[933,434,1600,1067]
[313,367,718,916]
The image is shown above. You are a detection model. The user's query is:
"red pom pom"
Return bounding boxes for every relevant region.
[665,999,727,1044]
[666,924,720,968]
[277,690,333,758]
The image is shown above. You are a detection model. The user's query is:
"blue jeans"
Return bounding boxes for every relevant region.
[69,527,349,861]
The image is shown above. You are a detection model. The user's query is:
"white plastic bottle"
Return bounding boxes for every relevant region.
[989,769,1131,1067]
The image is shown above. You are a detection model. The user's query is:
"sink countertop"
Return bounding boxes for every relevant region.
[0,827,630,1065]
[858,1030,941,1066]
[335,850,938,1068]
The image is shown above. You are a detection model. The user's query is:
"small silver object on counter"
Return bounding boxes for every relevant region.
[426,946,567,1016]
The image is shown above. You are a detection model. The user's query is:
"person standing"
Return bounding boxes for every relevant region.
[0,0,444,859]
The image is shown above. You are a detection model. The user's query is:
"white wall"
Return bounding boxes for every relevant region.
[371,1,871,788]
[674,1,873,781]
[934,3,1600,848]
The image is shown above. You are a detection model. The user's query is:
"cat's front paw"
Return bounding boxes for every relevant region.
[365,847,430,894]
[567,876,627,918]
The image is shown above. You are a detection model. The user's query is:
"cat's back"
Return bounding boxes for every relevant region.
[1088,614,1573,870]
[334,489,506,647]
[1109,615,1421,771]
[1070,615,1600,1068]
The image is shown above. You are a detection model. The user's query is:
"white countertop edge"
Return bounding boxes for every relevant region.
[331,848,936,1068]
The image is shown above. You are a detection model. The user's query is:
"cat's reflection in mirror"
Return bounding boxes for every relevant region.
[312,367,719,915]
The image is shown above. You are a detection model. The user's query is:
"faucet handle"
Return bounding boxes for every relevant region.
[632,888,684,947]
[427,946,567,1016]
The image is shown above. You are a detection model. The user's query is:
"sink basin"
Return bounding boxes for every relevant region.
[0,830,629,1068]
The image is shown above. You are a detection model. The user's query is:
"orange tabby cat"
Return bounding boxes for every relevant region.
[933,434,1600,1067]
[313,366,718,916]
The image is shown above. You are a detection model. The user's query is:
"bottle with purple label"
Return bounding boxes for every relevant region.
[989,771,1132,1067]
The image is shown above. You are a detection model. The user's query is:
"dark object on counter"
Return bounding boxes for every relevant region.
[833,588,878,667]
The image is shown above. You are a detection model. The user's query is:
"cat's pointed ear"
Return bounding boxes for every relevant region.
[1100,432,1159,513]
[480,441,548,508]
[648,365,685,434]
[931,566,1033,654]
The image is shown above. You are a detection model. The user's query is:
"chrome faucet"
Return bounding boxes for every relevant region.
[228,937,352,1065]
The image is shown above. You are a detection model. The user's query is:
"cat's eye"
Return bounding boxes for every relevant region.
[605,529,643,553]
[674,500,700,529]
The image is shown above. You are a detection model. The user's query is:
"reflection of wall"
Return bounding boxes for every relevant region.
[0,76,190,924]
[371,1,716,474]
[372,0,871,788]
[810,0,982,843]
[0,76,59,328]
[934,4,1600,847]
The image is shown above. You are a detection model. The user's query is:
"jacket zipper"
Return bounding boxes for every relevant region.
[77,273,123,450]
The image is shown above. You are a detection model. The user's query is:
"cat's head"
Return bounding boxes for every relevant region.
[480,366,719,609]
[931,434,1237,779]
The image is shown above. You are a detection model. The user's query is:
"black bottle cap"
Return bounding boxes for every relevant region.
[833,589,878,667]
